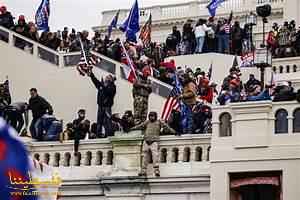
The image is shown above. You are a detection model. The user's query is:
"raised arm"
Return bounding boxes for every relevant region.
[90,72,103,89]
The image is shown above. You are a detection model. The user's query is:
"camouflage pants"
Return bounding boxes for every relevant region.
[133,96,148,125]
[141,141,159,174]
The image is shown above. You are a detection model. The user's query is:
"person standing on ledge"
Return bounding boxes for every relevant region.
[88,70,116,138]
[130,111,176,177]
[28,88,53,141]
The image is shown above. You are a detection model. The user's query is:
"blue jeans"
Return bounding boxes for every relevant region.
[30,118,42,140]
[97,106,113,137]
[218,34,229,53]
[196,36,205,53]
[181,103,193,134]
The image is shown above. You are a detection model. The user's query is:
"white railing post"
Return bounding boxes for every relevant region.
[32,43,38,58]
[58,54,65,68]
[8,31,13,47]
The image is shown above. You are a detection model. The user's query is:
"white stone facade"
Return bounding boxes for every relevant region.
[93,0,291,44]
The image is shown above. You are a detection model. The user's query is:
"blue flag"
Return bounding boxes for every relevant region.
[207,0,225,17]
[35,0,50,31]
[108,10,120,39]
[0,118,38,200]
[120,0,140,42]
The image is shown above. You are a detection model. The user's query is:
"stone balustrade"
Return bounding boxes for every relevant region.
[272,56,300,74]
[25,132,211,178]
[212,101,300,151]
[98,0,285,28]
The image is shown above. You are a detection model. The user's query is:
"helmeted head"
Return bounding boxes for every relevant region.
[148,112,158,122]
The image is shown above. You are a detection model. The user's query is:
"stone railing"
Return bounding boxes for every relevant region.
[25,132,211,178]
[212,101,300,149]
[0,26,172,98]
[272,56,300,74]
[99,0,284,28]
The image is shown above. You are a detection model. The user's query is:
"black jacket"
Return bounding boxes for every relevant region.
[90,73,116,107]
[0,12,14,29]
[28,95,53,119]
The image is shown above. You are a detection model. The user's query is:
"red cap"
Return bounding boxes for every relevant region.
[142,67,151,77]
[202,78,209,86]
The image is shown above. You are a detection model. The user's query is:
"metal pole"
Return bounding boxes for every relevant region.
[78,33,89,65]
[262,18,266,48]
[250,24,253,51]
[260,65,265,90]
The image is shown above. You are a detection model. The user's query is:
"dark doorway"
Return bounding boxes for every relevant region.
[230,171,282,200]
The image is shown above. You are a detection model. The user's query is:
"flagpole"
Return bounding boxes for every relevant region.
[77,33,89,65]
[120,41,137,79]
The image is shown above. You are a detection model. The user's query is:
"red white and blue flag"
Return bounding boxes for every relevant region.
[161,75,182,121]
[0,118,38,200]
[240,52,254,68]
[120,42,137,83]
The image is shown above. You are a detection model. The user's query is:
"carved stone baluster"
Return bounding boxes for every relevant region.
[166,148,172,163]
[48,153,55,167]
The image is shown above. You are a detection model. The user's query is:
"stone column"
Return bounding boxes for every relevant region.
[48,153,55,167]
[80,151,87,166]
[91,151,98,166]
[167,148,172,163]
[109,131,143,176]
[178,147,184,162]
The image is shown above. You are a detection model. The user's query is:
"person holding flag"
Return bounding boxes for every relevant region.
[120,0,140,43]
[35,0,50,32]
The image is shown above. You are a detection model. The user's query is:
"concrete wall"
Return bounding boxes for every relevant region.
[210,101,300,200]
[0,41,166,125]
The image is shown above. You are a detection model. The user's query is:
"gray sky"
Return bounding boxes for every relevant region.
[1,0,188,32]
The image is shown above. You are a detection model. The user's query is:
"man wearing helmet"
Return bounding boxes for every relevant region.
[130,111,176,177]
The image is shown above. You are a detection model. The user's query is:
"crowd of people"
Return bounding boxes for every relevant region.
[267,20,300,58]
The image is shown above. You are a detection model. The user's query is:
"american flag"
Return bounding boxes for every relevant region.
[161,75,182,121]
[76,55,100,76]
[139,13,152,47]
[240,52,254,68]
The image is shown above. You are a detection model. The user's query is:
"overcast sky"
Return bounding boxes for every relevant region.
[0,0,188,32]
